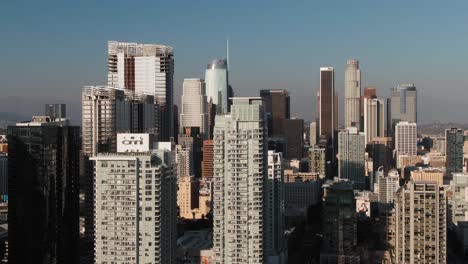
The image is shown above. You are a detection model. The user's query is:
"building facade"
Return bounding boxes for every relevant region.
[309,146,327,179]
[213,97,267,264]
[180,78,209,139]
[363,98,384,143]
[338,127,366,189]
[283,118,304,160]
[394,181,447,264]
[395,121,417,168]
[205,59,229,114]
[344,59,361,129]
[318,67,338,141]
[388,84,417,134]
[92,141,177,264]
[45,103,66,120]
[107,41,174,141]
[445,128,465,176]
[7,117,80,264]
[451,172,468,226]
[260,89,290,139]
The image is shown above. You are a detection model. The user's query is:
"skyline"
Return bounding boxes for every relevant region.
[1,1,468,124]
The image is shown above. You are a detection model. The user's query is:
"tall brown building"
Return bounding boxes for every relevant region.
[260,89,290,138]
[202,140,214,180]
[361,86,377,127]
[318,67,338,140]
[283,118,304,160]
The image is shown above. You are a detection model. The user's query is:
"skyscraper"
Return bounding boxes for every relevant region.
[8,116,80,264]
[265,151,286,263]
[388,84,417,134]
[201,140,214,180]
[180,78,209,139]
[107,41,174,140]
[205,59,229,114]
[445,128,465,176]
[318,67,338,141]
[283,118,304,160]
[361,86,377,116]
[394,121,417,168]
[394,181,447,264]
[260,89,290,138]
[309,146,327,179]
[45,103,66,120]
[92,136,177,264]
[363,98,385,143]
[344,59,361,129]
[451,172,468,225]
[213,97,267,264]
[338,127,366,189]
[309,121,317,146]
[321,178,359,262]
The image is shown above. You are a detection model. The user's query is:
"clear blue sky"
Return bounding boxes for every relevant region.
[1,0,467,124]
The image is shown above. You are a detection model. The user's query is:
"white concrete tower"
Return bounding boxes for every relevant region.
[180,78,209,139]
[344,59,361,129]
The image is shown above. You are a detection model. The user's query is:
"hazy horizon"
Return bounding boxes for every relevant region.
[1,1,467,124]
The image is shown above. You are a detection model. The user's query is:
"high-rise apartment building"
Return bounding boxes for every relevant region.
[361,86,377,117]
[178,128,203,178]
[318,67,338,141]
[309,146,327,179]
[368,136,393,173]
[92,136,177,264]
[260,89,290,138]
[451,172,468,225]
[176,144,192,177]
[213,97,268,264]
[387,84,417,135]
[8,116,80,264]
[394,181,447,264]
[265,151,286,263]
[178,175,199,219]
[338,127,366,189]
[107,41,174,140]
[201,140,214,180]
[45,103,66,119]
[321,178,359,262]
[309,121,317,146]
[344,59,361,129]
[283,118,304,160]
[445,128,465,176]
[363,98,384,143]
[205,59,229,114]
[180,78,209,139]
[395,121,417,168]
[376,169,400,205]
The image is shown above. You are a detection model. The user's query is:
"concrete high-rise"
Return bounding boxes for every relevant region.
[363,98,384,143]
[321,178,359,262]
[180,78,209,139]
[107,41,174,141]
[8,116,80,264]
[387,84,417,135]
[260,89,290,138]
[45,103,66,120]
[265,151,286,263]
[205,59,229,114]
[309,121,317,146]
[283,118,304,160]
[361,86,377,116]
[338,127,366,189]
[201,140,214,180]
[394,181,447,264]
[318,67,338,141]
[213,97,268,264]
[451,172,468,225]
[92,136,177,264]
[344,59,361,129]
[309,146,327,179]
[445,128,465,176]
[395,121,417,168]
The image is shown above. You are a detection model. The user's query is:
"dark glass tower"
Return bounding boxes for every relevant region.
[7,117,80,264]
[445,128,465,176]
[260,89,290,138]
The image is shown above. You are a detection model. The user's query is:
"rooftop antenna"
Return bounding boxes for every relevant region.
[226,38,230,71]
